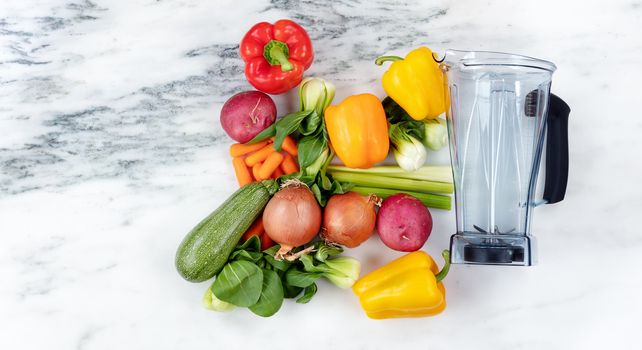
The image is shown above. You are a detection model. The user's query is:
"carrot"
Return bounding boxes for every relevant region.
[232,157,253,186]
[245,143,276,167]
[271,166,284,179]
[258,152,284,180]
[281,153,299,174]
[281,135,298,156]
[242,217,264,241]
[229,140,269,157]
[252,162,263,181]
[260,232,275,251]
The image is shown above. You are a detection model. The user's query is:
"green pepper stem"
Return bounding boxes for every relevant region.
[434,250,451,282]
[374,55,403,65]
[264,40,293,72]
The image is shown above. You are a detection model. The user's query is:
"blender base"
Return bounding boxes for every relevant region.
[450,233,536,266]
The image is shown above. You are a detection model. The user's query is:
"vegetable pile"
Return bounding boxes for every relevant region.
[175,18,458,319]
[204,236,359,316]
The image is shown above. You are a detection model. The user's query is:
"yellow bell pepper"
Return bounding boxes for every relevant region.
[352,250,450,319]
[375,47,446,120]
[324,93,389,169]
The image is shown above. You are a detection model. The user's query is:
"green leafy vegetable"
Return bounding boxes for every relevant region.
[248,269,284,317]
[286,267,323,288]
[389,122,427,172]
[264,253,291,271]
[248,123,276,144]
[211,260,263,307]
[299,77,335,117]
[423,118,448,151]
[315,244,343,262]
[296,283,318,304]
[229,249,263,263]
[203,285,235,312]
[229,235,263,262]
[283,281,304,299]
[382,96,412,124]
[322,257,362,289]
[297,134,328,169]
[292,246,361,289]
[274,110,314,150]
[299,109,323,136]
[203,235,359,316]
[383,96,431,171]
[237,235,261,251]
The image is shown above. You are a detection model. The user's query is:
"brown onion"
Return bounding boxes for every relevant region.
[263,182,321,256]
[322,192,378,248]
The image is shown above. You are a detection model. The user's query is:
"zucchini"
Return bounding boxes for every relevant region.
[175,180,278,282]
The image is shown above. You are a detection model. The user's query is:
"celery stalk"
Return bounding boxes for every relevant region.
[327,165,453,183]
[329,171,454,194]
[351,186,451,210]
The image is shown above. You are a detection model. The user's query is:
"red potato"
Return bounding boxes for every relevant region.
[220,91,276,143]
[376,193,432,252]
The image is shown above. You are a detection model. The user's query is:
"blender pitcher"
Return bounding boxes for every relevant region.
[440,50,570,266]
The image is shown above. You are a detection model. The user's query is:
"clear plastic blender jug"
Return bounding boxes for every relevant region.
[440,50,570,265]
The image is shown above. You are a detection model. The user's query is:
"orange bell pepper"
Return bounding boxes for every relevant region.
[324,93,389,169]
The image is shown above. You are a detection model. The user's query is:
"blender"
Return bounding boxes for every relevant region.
[440,50,570,265]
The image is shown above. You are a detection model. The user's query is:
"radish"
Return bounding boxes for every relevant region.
[376,193,432,252]
[220,91,276,143]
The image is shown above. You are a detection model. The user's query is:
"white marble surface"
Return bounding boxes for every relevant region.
[2,0,641,349]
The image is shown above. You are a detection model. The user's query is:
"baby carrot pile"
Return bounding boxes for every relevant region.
[230,136,299,186]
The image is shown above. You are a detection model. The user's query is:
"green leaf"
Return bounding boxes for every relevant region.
[296,283,317,304]
[399,120,425,141]
[383,96,414,123]
[235,235,261,253]
[383,96,425,141]
[248,124,276,144]
[273,110,312,151]
[281,272,303,299]
[297,135,326,169]
[212,261,263,307]
[337,181,354,192]
[285,267,323,288]
[248,269,284,317]
[315,244,343,262]
[299,254,333,274]
[298,109,322,136]
[310,183,324,206]
[263,244,280,256]
[264,253,292,271]
[320,172,332,191]
[229,249,263,263]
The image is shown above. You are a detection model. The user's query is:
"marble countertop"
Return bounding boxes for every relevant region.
[2,0,641,349]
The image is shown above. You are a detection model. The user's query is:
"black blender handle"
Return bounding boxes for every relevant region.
[543,94,570,204]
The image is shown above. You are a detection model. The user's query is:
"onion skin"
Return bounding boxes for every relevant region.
[263,184,321,250]
[376,193,432,252]
[322,192,377,248]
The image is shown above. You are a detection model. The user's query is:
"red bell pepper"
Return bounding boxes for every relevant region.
[240,19,313,95]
